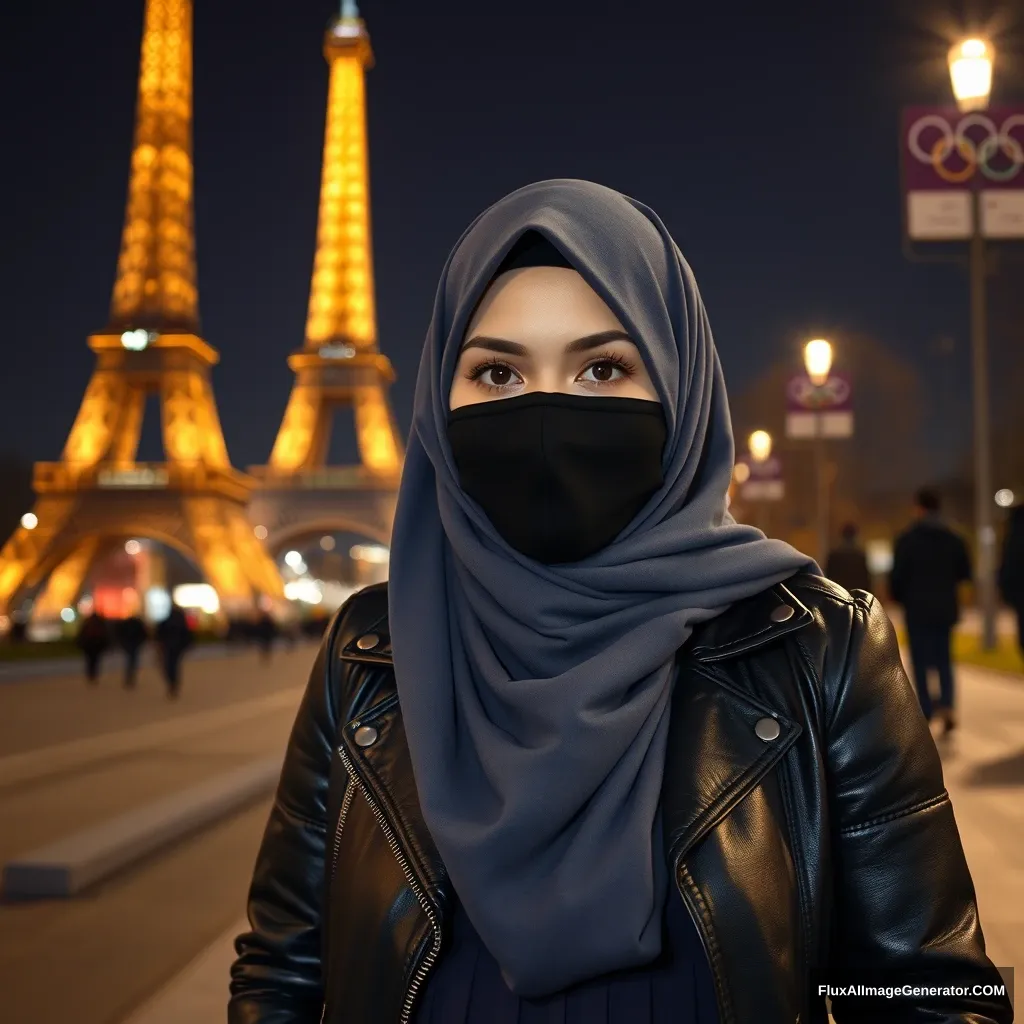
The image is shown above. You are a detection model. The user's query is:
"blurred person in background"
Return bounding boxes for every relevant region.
[255,608,278,663]
[155,602,193,699]
[891,489,971,734]
[115,606,149,688]
[998,502,1024,659]
[230,181,1009,1024]
[76,609,110,684]
[825,522,872,594]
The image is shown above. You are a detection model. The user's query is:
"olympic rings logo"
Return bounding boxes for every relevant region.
[907,113,1024,183]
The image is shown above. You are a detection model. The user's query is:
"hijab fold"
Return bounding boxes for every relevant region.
[388,179,814,997]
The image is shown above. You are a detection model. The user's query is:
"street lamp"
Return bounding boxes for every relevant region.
[804,339,833,386]
[948,38,994,113]
[804,340,834,564]
[749,430,773,463]
[950,36,998,649]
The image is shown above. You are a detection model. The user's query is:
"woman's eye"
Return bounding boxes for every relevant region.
[473,363,521,389]
[579,360,626,384]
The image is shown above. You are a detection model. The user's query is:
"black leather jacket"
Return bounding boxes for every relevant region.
[229,575,1012,1024]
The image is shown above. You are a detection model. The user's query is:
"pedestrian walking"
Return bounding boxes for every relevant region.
[997,503,1024,659]
[76,611,110,684]
[155,603,193,698]
[115,613,149,688]
[825,522,872,594]
[890,489,972,733]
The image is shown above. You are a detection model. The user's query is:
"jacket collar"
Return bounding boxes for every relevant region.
[339,578,814,885]
[687,580,814,662]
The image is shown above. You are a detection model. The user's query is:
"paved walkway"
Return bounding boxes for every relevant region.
[933,663,1024,972]
[116,659,1023,1022]
[0,647,312,1024]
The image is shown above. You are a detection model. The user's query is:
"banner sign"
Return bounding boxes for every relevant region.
[902,106,1024,239]
[736,454,784,501]
[785,373,854,439]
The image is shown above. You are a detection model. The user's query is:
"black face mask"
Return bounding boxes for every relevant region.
[447,392,667,564]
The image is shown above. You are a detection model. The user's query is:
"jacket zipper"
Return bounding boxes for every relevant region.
[320,770,355,1024]
[675,860,730,1024]
[329,743,442,1024]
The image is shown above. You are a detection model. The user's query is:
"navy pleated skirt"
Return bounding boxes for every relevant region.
[413,889,719,1024]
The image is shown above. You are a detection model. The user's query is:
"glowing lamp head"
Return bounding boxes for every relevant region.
[804,339,834,386]
[949,38,993,112]
[749,430,773,463]
[21,512,39,531]
[995,488,1015,508]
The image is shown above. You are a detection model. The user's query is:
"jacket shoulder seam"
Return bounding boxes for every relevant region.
[838,790,950,836]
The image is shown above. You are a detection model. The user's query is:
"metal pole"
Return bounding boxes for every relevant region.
[970,188,998,650]
[815,428,829,566]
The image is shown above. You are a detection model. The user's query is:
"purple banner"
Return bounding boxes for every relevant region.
[902,106,1024,192]
[786,373,852,413]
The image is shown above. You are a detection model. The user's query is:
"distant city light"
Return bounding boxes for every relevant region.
[172,583,220,614]
[284,550,305,570]
[145,587,172,621]
[350,543,390,565]
[60,607,76,623]
[21,512,38,530]
[253,525,268,541]
[284,578,325,605]
[995,489,1015,508]
[124,539,142,555]
[320,535,336,551]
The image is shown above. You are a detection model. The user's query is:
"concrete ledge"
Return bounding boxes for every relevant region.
[2,757,282,898]
[121,918,245,1024]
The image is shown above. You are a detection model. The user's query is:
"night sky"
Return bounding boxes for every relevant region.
[3,0,1023,481]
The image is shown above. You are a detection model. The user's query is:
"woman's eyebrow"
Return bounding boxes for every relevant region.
[460,330,633,356]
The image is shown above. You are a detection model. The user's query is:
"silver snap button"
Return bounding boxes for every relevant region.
[355,633,379,651]
[354,725,378,747]
[770,605,795,623]
[755,717,781,742]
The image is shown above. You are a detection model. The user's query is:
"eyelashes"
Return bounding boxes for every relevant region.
[464,351,638,393]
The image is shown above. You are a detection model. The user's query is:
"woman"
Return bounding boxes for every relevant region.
[230,181,1010,1023]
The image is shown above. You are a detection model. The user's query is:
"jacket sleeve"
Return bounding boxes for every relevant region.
[826,594,1011,1023]
[228,618,341,1023]
[888,536,906,605]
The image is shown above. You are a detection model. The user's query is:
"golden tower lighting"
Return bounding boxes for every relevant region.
[252,1,404,558]
[0,0,283,620]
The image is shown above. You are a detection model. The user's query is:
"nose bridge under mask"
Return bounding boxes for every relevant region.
[447,393,667,564]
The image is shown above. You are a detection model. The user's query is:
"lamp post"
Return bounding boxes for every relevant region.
[804,339,833,564]
[949,37,998,650]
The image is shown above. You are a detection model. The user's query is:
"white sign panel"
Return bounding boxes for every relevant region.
[906,191,972,240]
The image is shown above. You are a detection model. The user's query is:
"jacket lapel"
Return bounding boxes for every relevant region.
[662,583,812,865]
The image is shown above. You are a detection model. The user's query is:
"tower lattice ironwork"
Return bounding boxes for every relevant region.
[248,3,404,552]
[0,0,283,620]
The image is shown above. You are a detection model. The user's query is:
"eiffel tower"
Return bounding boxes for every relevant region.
[248,2,404,554]
[0,0,282,621]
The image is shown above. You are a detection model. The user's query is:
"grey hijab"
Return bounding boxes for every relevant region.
[388,179,814,997]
